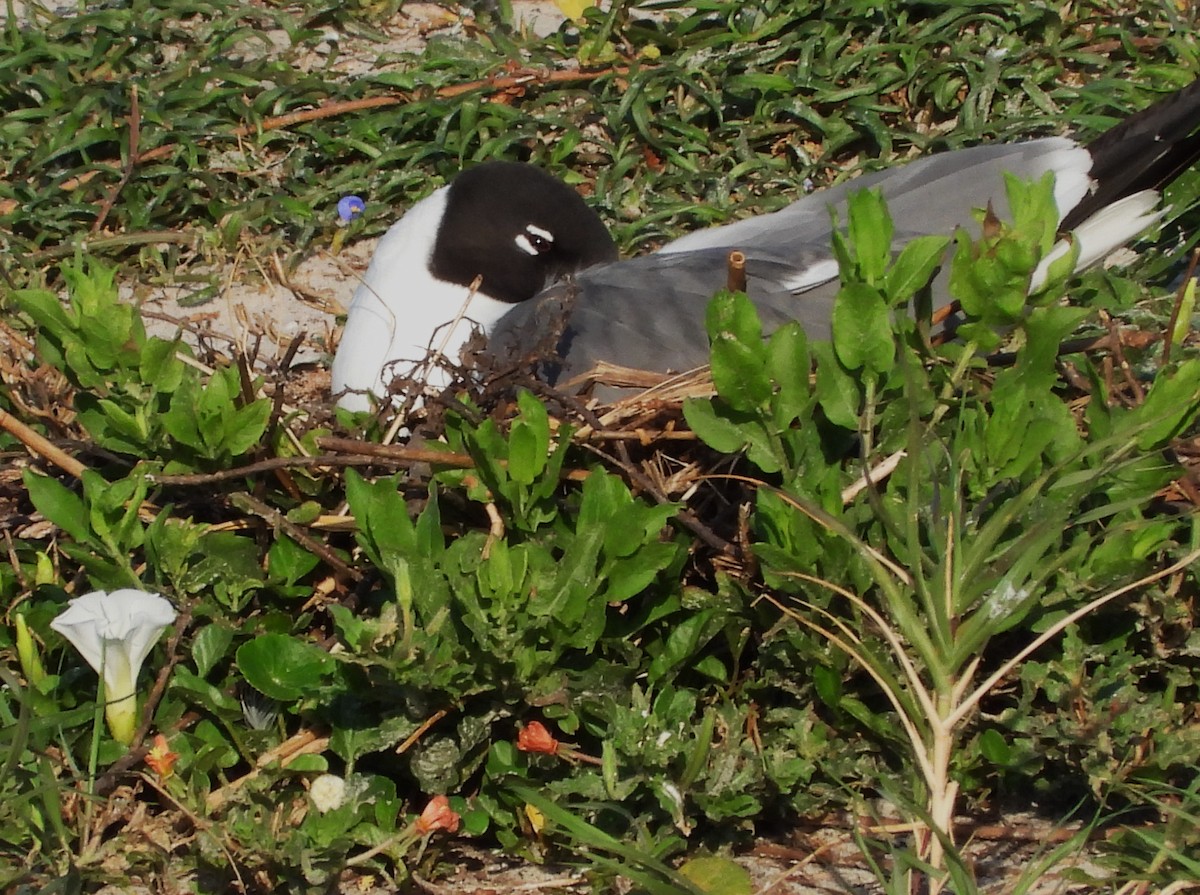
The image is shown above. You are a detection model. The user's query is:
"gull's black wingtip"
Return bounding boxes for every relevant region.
[1062,78,1200,230]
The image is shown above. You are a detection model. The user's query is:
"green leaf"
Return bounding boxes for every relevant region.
[978,728,1013,766]
[508,390,551,484]
[765,322,811,423]
[329,716,419,763]
[139,338,185,394]
[1171,277,1197,347]
[948,226,1028,330]
[191,625,234,679]
[1130,359,1200,450]
[162,380,204,451]
[683,398,753,454]
[345,469,416,568]
[538,523,603,627]
[23,470,93,546]
[711,289,763,345]
[507,784,706,895]
[267,535,320,587]
[725,72,795,94]
[648,610,716,684]
[1003,170,1058,253]
[711,334,772,411]
[222,399,271,457]
[605,542,677,601]
[13,288,75,343]
[186,532,266,610]
[706,291,771,411]
[885,235,949,305]
[811,663,842,710]
[831,281,893,374]
[678,856,752,895]
[812,342,861,429]
[845,188,893,285]
[171,666,243,714]
[236,633,335,701]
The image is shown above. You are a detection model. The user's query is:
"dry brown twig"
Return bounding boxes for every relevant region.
[0,406,87,479]
[206,729,331,813]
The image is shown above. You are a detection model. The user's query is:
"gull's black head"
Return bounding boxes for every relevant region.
[429,161,619,304]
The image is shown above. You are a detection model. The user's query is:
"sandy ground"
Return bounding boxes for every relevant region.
[85,810,1107,895]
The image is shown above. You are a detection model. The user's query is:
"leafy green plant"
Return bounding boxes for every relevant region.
[683,181,1200,888]
[1,0,1199,891]
[23,468,150,589]
[1094,778,1200,887]
[323,402,699,810]
[11,262,270,469]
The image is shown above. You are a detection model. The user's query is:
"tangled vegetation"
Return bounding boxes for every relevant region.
[2,0,1200,892]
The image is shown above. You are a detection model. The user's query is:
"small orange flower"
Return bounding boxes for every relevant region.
[516,721,560,755]
[144,734,180,780]
[415,794,460,835]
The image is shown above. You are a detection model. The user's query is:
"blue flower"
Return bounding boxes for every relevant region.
[337,195,366,222]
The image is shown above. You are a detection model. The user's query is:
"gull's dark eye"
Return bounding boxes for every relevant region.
[514,223,556,257]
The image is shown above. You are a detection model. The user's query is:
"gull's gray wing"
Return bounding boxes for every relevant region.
[486,245,844,386]
[662,137,1094,257]
[660,138,1089,256]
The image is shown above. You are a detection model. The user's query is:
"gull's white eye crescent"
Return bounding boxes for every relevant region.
[515,223,556,256]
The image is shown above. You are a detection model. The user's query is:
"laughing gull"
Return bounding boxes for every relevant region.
[331,79,1200,411]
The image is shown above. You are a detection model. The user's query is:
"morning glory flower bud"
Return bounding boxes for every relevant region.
[337,195,365,223]
[50,589,177,746]
[14,612,46,687]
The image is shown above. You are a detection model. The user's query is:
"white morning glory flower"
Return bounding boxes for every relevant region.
[50,589,177,745]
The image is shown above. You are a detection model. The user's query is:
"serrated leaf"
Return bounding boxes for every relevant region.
[329,715,419,763]
[1131,358,1200,450]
